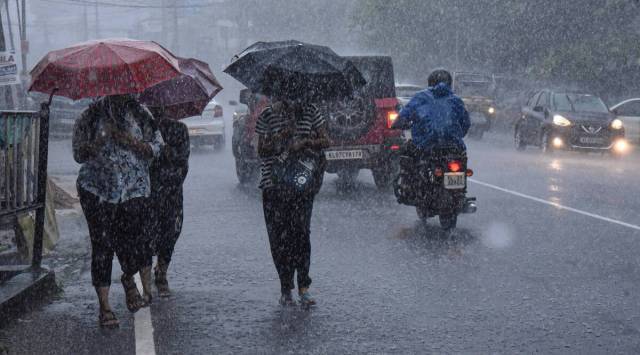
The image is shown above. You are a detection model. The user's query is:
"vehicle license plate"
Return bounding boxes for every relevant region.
[444,172,466,189]
[470,112,487,124]
[325,150,364,160]
[189,128,204,135]
[579,136,604,145]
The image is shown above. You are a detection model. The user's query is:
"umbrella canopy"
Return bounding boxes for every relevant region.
[223,40,366,102]
[29,38,181,100]
[139,58,223,120]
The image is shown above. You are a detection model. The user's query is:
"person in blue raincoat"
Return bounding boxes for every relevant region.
[392,69,470,150]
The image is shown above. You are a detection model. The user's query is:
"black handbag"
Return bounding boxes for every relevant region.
[271,149,320,197]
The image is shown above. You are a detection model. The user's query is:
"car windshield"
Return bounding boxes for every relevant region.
[553,93,608,113]
[396,87,421,98]
[455,81,493,97]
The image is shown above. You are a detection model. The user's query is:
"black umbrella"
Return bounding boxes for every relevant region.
[223,40,366,102]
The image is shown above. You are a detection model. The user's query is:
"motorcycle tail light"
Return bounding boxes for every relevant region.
[387,111,398,129]
[466,169,474,177]
[434,167,444,177]
[447,161,462,172]
[390,144,400,151]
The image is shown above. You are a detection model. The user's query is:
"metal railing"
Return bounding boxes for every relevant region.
[1,111,41,215]
[0,103,50,268]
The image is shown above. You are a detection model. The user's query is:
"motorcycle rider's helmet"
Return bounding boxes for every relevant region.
[428,69,452,87]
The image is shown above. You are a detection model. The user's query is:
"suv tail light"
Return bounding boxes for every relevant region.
[447,161,462,172]
[214,105,223,118]
[386,111,398,129]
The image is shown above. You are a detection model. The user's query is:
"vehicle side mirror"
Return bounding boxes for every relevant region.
[533,106,544,113]
[239,89,251,105]
[229,100,238,106]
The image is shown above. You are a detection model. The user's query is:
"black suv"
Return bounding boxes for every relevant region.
[515,90,626,154]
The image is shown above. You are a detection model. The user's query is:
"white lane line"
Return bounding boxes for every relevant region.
[134,274,156,355]
[469,178,640,232]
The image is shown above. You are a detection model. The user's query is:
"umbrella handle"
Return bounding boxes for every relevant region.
[47,88,59,106]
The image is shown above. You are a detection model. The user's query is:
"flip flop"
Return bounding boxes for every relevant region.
[99,310,119,328]
[122,275,146,313]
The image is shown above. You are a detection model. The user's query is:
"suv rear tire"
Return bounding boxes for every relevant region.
[439,213,458,230]
[416,206,429,221]
[236,160,258,185]
[336,168,359,187]
[372,159,400,190]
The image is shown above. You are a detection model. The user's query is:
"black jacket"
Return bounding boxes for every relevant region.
[150,119,190,196]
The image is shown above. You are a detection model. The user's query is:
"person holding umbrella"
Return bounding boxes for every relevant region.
[146,107,189,297]
[256,95,330,306]
[30,39,182,327]
[140,58,222,297]
[225,40,365,306]
[73,94,163,325]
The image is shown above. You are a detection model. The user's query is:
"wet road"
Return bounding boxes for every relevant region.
[2,133,640,354]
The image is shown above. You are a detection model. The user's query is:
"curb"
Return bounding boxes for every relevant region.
[0,266,57,325]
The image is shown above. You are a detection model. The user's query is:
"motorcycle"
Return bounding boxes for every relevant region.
[394,143,477,230]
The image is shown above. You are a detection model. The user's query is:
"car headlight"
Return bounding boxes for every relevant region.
[553,114,571,127]
[611,118,623,130]
[488,107,495,114]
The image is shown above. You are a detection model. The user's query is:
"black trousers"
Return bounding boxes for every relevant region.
[150,188,184,265]
[262,189,314,293]
[78,185,153,288]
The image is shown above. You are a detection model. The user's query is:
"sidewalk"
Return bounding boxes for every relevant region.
[0,174,84,324]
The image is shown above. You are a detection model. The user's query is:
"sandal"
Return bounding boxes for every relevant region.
[121,275,146,313]
[99,309,120,328]
[154,266,171,298]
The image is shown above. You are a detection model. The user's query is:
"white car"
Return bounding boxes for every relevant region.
[395,84,423,107]
[611,98,640,143]
[183,99,225,149]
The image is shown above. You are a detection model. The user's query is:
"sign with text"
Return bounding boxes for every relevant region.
[0,52,19,86]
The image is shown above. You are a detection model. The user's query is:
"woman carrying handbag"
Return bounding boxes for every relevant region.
[256,99,330,307]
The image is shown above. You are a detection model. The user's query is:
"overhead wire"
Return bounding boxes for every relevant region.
[34,0,224,9]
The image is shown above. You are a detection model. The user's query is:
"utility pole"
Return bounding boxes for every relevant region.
[94,0,100,38]
[161,0,167,45]
[172,0,179,54]
[454,0,459,71]
[83,2,89,41]
[20,0,25,78]
[0,0,15,109]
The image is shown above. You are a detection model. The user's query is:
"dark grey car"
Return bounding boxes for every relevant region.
[514,90,626,154]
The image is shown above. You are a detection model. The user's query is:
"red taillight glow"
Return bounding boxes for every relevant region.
[466,169,474,177]
[390,144,400,151]
[387,111,398,129]
[448,161,462,172]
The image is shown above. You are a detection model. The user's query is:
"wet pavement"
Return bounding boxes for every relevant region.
[2,132,640,354]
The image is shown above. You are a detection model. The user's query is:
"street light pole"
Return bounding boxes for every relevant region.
[94,0,100,38]
[172,0,179,54]
[83,2,88,41]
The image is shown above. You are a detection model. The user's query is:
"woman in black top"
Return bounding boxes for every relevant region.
[256,99,330,306]
[148,108,190,297]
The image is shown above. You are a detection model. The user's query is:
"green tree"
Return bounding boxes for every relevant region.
[352,0,640,98]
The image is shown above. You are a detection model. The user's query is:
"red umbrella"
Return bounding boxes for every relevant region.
[29,38,181,100]
[139,58,223,120]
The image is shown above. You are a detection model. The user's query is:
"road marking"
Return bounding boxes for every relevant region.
[134,274,156,355]
[469,178,640,232]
